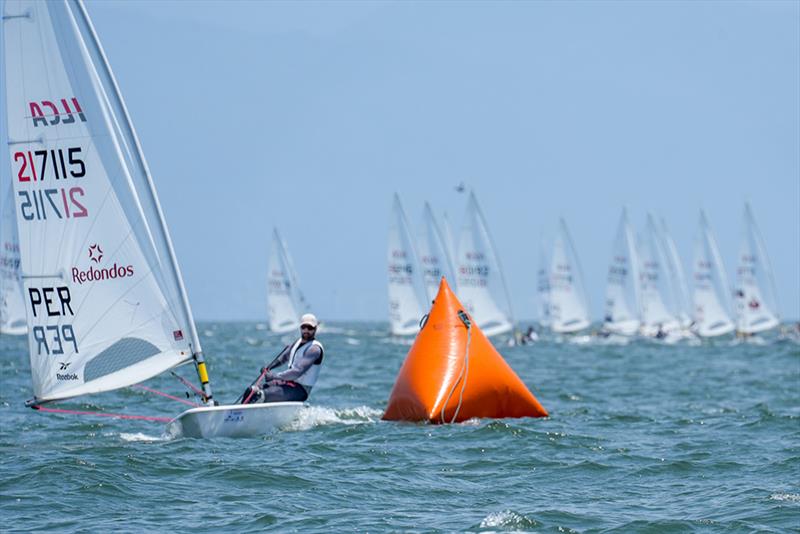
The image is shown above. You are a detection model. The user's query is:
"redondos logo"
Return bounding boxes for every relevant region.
[72,243,134,285]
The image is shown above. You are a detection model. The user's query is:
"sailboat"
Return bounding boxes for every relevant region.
[536,239,551,329]
[548,219,591,334]
[387,194,427,336]
[455,192,514,337]
[0,183,27,335]
[659,217,692,328]
[267,228,309,333]
[3,0,301,438]
[603,209,641,336]
[418,203,455,302]
[733,203,780,336]
[691,211,734,337]
[638,214,681,336]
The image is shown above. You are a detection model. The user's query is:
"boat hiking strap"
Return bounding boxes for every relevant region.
[132,384,200,407]
[440,310,472,424]
[31,405,172,423]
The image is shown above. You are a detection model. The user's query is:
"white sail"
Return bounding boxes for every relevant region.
[638,214,680,335]
[418,202,455,302]
[387,194,427,336]
[0,182,27,335]
[603,209,641,335]
[549,219,591,333]
[734,203,779,335]
[442,211,457,279]
[3,0,205,403]
[267,229,308,333]
[659,218,692,328]
[536,239,551,329]
[691,211,734,337]
[455,192,514,337]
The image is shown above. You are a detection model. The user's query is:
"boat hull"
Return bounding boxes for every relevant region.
[166,401,303,438]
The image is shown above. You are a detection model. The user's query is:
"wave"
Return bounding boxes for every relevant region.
[286,405,384,431]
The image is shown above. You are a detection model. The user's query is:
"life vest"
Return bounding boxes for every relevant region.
[287,338,324,389]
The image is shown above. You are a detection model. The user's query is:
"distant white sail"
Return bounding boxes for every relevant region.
[734,203,779,335]
[549,219,591,333]
[267,229,308,333]
[659,218,692,328]
[455,192,514,337]
[536,239,551,329]
[604,209,641,335]
[3,0,205,403]
[387,194,427,336]
[442,211,457,277]
[691,211,734,337]
[0,183,27,335]
[638,214,680,335]
[418,203,455,302]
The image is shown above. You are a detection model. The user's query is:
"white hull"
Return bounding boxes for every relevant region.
[167,402,303,438]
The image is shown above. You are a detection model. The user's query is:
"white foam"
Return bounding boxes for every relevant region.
[286,405,383,431]
[345,337,361,345]
[770,493,800,502]
[479,509,534,529]
[118,432,167,442]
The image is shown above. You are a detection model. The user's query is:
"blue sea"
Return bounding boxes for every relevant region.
[1,322,798,532]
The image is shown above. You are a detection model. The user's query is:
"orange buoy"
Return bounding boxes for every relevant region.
[382,277,548,423]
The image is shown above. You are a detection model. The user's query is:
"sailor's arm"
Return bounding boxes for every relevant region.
[272,344,322,381]
[263,345,291,373]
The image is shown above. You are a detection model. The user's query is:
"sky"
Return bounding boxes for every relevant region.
[7,0,799,322]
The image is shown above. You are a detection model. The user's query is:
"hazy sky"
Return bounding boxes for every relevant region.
[13,0,800,322]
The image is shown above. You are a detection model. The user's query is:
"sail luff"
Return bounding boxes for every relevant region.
[73,2,211,395]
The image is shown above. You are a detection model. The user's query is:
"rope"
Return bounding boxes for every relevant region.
[241,367,269,404]
[32,405,172,423]
[171,371,206,399]
[132,385,200,407]
[440,311,472,424]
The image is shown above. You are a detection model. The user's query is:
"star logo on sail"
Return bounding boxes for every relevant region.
[88,244,103,263]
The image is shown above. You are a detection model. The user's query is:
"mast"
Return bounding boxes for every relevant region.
[74,0,213,402]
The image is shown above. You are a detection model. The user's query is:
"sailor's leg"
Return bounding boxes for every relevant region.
[260,383,309,403]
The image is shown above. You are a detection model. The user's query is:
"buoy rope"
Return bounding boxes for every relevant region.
[441,310,472,424]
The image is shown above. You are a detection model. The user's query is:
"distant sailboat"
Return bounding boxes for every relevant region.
[387,194,427,336]
[267,228,309,333]
[659,217,692,328]
[0,183,26,335]
[549,219,591,333]
[638,214,681,336]
[455,192,514,337]
[536,239,551,329]
[733,203,780,335]
[418,202,455,302]
[691,211,735,337]
[603,209,641,336]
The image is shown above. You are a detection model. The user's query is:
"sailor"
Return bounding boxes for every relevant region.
[243,313,324,404]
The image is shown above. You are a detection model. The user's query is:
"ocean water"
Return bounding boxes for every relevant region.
[1,322,798,533]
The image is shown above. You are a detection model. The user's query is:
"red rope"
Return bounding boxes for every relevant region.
[133,384,199,407]
[33,405,171,423]
[242,368,269,404]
